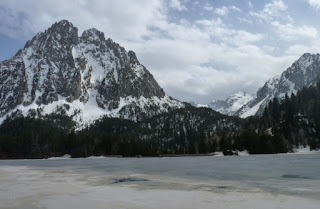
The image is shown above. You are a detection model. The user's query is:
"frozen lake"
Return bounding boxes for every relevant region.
[1,153,320,209]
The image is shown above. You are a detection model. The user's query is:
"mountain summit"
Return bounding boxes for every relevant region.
[208,91,254,116]
[0,20,183,127]
[236,53,320,118]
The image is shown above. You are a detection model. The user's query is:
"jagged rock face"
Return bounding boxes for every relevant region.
[236,53,320,118]
[0,60,26,115]
[277,53,320,94]
[0,20,183,126]
[208,91,254,116]
[74,28,165,107]
[236,76,280,118]
[1,20,81,112]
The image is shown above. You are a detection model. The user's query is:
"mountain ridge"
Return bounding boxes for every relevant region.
[0,20,184,127]
[237,53,320,118]
[208,53,320,118]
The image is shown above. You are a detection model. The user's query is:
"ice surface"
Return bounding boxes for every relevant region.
[0,162,319,209]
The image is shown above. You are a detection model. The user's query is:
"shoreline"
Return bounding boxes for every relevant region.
[1,147,320,160]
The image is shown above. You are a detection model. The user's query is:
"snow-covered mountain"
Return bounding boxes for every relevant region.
[208,53,320,118]
[208,91,254,116]
[0,20,183,127]
[236,53,320,118]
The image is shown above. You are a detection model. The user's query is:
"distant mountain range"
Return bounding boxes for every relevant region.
[207,53,320,118]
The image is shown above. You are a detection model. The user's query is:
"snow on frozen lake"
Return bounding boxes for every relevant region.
[1,153,320,209]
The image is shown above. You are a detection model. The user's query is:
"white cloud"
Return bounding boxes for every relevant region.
[250,0,288,22]
[248,1,253,9]
[196,18,263,46]
[238,17,252,24]
[285,43,320,56]
[0,0,167,41]
[169,0,187,11]
[214,6,229,16]
[230,6,241,12]
[308,0,320,9]
[249,0,318,49]
[271,21,318,41]
[213,5,241,16]
[126,18,286,102]
[204,3,213,11]
[132,36,295,102]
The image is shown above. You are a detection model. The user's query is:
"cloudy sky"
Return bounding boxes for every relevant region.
[0,0,320,104]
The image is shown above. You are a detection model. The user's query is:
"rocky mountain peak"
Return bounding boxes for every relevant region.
[0,20,184,128]
[128,50,140,65]
[288,53,320,72]
[81,28,106,43]
[50,19,76,32]
[55,19,74,27]
[208,90,253,116]
[25,20,78,50]
[235,53,320,118]
[256,75,280,99]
